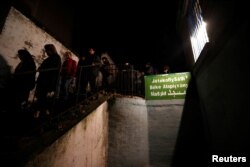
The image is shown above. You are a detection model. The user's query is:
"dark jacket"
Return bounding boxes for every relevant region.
[36,53,61,92]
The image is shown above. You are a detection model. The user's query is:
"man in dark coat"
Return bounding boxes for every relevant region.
[34,44,61,118]
[13,49,36,110]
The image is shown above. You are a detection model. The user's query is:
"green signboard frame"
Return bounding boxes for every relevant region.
[144,72,191,100]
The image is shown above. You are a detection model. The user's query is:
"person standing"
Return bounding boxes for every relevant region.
[86,47,101,99]
[76,54,88,100]
[60,51,77,100]
[13,49,36,110]
[144,62,157,75]
[34,44,61,118]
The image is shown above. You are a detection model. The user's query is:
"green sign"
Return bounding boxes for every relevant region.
[144,72,191,100]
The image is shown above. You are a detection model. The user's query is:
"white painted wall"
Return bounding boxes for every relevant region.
[108,97,150,167]
[108,97,184,167]
[0,7,78,73]
[25,101,109,167]
[21,96,183,167]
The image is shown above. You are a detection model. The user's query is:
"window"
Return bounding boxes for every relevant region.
[188,0,209,61]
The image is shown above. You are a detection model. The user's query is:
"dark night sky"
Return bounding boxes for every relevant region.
[2,0,186,71]
[69,1,185,71]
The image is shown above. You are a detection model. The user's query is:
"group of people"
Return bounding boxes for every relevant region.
[10,44,106,119]
[11,44,62,119]
[9,44,171,119]
[144,62,171,75]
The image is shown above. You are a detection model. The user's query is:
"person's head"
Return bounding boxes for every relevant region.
[102,57,108,64]
[17,49,32,61]
[163,65,170,73]
[44,44,58,56]
[81,55,86,60]
[88,47,95,56]
[64,51,72,59]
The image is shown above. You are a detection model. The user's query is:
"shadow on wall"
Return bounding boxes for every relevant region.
[172,20,250,167]
[171,75,208,167]
[146,99,185,167]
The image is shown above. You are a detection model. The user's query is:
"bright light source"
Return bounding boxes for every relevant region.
[190,21,209,61]
[188,0,209,62]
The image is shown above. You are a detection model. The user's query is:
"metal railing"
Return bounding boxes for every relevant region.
[0,63,145,136]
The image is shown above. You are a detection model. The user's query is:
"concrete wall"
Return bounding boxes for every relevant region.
[147,100,184,167]
[25,102,109,167]
[189,1,250,154]
[1,0,73,47]
[195,22,250,151]
[176,2,250,163]
[20,96,184,167]
[108,97,149,167]
[108,97,184,167]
